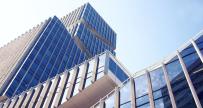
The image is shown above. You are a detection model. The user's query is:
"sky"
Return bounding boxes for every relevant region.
[0,0,203,74]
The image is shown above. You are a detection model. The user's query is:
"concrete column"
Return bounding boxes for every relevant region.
[177,51,202,108]
[79,62,89,91]
[35,80,52,108]
[8,96,18,108]
[114,87,120,108]
[21,89,34,108]
[53,72,69,107]
[28,84,43,108]
[162,64,177,108]
[146,72,155,108]
[92,56,99,83]
[191,39,203,63]
[44,76,60,108]
[15,92,27,108]
[2,99,10,108]
[66,67,79,100]
[99,99,105,108]
[130,78,136,108]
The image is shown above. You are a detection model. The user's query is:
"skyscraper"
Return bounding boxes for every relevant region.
[0,3,116,98]
[1,2,203,108]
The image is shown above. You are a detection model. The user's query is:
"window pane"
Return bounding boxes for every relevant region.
[120,81,131,106]
[105,93,114,108]
[134,74,149,107]
[166,56,196,108]
[181,44,203,105]
[195,35,203,54]
[109,58,128,82]
[149,68,172,108]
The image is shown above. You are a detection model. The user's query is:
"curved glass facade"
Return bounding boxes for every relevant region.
[91,34,203,108]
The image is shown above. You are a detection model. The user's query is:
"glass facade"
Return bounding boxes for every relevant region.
[149,68,172,108]
[135,74,150,108]
[108,58,129,82]
[62,3,116,57]
[2,2,203,108]
[91,34,203,108]
[120,81,131,108]
[4,16,86,97]
[1,3,117,98]
[0,52,129,108]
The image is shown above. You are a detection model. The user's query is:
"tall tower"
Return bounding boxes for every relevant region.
[0,3,116,98]
[61,3,116,56]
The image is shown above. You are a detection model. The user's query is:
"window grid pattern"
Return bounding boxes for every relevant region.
[5,16,86,97]
[1,52,109,108]
[91,35,203,108]
[60,3,116,57]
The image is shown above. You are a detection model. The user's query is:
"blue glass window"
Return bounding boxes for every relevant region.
[134,74,149,108]
[166,56,196,108]
[149,68,172,108]
[105,93,115,108]
[180,44,203,105]
[120,81,131,108]
[108,58,128,82]
[195,35,203,54]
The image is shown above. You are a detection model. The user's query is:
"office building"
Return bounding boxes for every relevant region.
[0,52,130,108]
[1,2,203,108]
[0,3,116,98]
[91,32,203,108]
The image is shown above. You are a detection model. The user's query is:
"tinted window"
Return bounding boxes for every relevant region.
[109,58,128,82]
[150,68,172,108]
[166,56,196,108]
[180,44,203,105]
[120,81,131,107]
[134,74,149,108]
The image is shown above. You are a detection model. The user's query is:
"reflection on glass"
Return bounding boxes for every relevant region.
[97,72,104,80]
[166,56,196,108]
[120,102,131,108]
[180,44,203,105]
[77,64,85,79]
[150,68,172,108]
[195,35,203,54]
[98,54,106,68]
[88,59,95,73]
[85,77,92,88]
[138,103,150,108]
[98,54,105,73]
[109,58,128,82]
[120,81,131,107]
[73,83,79,96]
[105,93,114,108]
[134,74,149,107]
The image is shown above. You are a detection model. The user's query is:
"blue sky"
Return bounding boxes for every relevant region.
[0,0,203,73]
